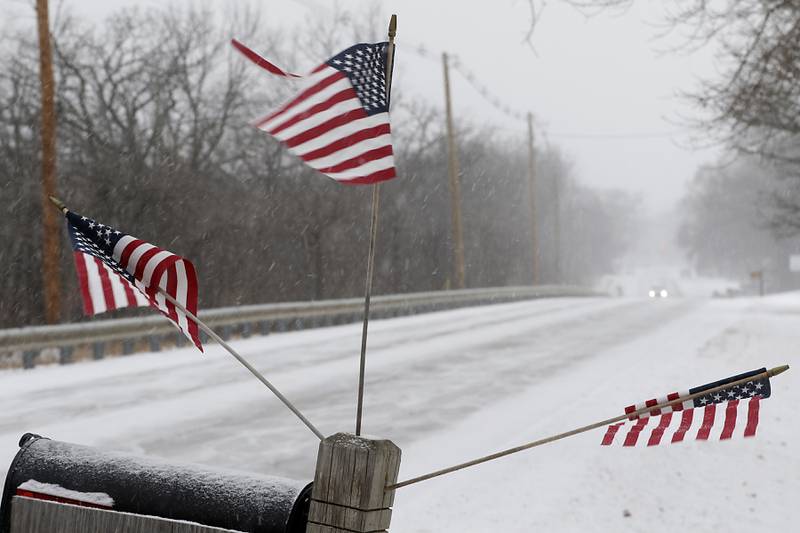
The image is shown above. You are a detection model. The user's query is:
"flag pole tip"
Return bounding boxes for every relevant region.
[769,364,790,377]
[48,196,67,213]
[388,14,397,37]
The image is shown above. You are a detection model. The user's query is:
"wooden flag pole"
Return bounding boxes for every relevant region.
[49,197,324,441]
[36,0,61,325]
[355,14,397,437]
[442,51,466,290]
[386,365,790,490]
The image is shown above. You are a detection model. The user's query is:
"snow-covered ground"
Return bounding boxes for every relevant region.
[0,294,797,532]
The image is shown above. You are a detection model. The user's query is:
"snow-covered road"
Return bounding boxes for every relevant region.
[1,295,797,532]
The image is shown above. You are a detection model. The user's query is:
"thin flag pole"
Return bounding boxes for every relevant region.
[49,196,323,441]
[159,289,324,441]
[355,13,397,437]
[386,365,790,490]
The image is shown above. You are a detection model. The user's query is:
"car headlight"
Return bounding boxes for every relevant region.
[648,290,656,298]
[660,289,668,298]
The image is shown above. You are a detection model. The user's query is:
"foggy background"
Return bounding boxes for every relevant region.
[3,0,800,327]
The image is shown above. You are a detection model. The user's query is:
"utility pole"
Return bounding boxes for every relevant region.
[526,112,539,285]
[553,172,561,283]
[36,0,61,324]
[442,52,466,289]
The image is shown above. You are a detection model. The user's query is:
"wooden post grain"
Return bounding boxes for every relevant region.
[442,52,466,290]
[307,433,401,533]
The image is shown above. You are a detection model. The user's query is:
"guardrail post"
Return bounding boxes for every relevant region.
[92,342,104,360]
[258,321,270,336]
[22,350,37,369]
[241,323,252,338]
[58,346,72,365]
[307,433,401,533]
[122,339,134,355]
[148,336,161,353]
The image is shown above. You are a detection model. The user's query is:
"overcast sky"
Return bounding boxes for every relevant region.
[6,0,724,213]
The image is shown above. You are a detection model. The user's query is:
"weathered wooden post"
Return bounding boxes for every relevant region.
[307,433,401,533]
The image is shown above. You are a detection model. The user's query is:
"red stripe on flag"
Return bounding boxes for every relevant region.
[671,409,694,443]
[284,108,368,148]
[301,123,391,162]
[133,247,163,285]
[317,145,394,174]
[341,166,397,185]
[94,257,117,312]
[623,418,649,447]
[255,71,343,128]
[231,39,301,78]
[73,252,94,315]
[624,404,638,420]
[145,256,180,299]
[647,413,673,446]
[15,489,112,510]
[268,88,358,135]
[601,423,624,446]
[744,396,761,437]
[121,277,138,307]
[696,404,716,440]
[119,239,145,270]
[644,398,661,417]
[667,392,683,411]
[720,399,739,440]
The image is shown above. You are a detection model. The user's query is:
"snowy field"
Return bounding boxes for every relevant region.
[0,294,797,532]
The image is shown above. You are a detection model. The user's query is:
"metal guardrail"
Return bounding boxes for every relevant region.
[0,285,599,369]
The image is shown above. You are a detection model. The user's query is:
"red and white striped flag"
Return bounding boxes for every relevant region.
[232,39,396,184]
[602,368,770,447]
[64,210,203,351]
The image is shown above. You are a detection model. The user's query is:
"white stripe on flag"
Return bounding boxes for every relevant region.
[83,256,107,314]
[259,68,341,128]
[259,75,350,131]
[173,260,190,333]
[125,242,156,277]
[106,263,130,308]
[294,114,389,156]
[324,155,395,181]
[141,250,173,287]
[112,235,137,263]
[271,97,362,140]
[307,133,393,168]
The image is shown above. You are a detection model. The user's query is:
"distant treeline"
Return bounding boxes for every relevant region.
[0,5,638,328]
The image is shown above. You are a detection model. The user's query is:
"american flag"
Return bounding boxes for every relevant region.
[64,210,203,351]
[232,39,396,184]
[602,368,770,447]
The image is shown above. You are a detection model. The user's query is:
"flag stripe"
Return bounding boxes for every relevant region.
[231,38,302,78]
[94,257,117,312]
[696,404,716,440]
[73,252,95,315]
[744,396,760,437]
[259,76,352,132]
[338,165,397,184]
[647,412,673,446]
[301,123,391,162]
[284,107,368,148]
[671,407,694,443]
[601,423,624,446]
[267,87,357,135]
[257,70,344,128]
[324,154,394,180]
[623,418,649,447]
[273,98,363,142]
[317,144,394,174]
[84,258,107,314]
[720,399,739,440]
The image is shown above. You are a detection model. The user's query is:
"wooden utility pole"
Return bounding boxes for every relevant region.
[553,171,561,283]
[442,52,466,289]
[526,112,539,285]
[36,0,61,324]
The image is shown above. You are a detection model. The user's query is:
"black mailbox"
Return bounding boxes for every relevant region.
[0,434,311,533]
